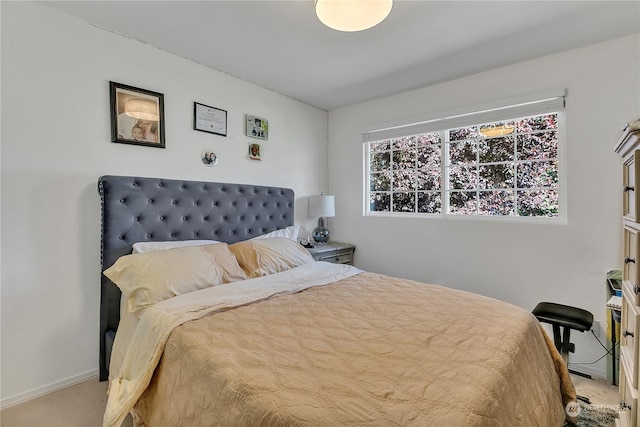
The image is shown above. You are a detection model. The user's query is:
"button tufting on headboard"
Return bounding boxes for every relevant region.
[97,175,294,381]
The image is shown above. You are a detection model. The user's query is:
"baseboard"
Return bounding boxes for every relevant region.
[568,364,607,381]
[1,369,99,410]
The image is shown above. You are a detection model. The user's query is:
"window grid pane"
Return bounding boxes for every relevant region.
[366,112,559,217]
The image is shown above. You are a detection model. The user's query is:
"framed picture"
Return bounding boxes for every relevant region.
[110,81,165,148]
[246,114,268,140]
[194,102,227,136]
[249,143,261,161]
[201,149,219,167]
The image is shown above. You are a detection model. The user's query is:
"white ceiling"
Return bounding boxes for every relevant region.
[42,1,640,111]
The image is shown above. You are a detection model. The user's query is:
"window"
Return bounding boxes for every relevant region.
[364,95,564,219]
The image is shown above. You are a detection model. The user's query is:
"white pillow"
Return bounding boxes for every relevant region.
[251,225,300,241]
[132,239,219,253]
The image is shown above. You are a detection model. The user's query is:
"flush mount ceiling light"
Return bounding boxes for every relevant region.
[315,0,393,32]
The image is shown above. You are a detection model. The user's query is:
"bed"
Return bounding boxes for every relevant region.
[99,175,577,427]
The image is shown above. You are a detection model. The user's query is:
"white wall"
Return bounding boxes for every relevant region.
[0,2,328,405]
[328,34,640,378]
[2,1,638,406]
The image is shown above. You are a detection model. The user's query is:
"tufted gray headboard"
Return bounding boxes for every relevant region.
[98,175,294,380]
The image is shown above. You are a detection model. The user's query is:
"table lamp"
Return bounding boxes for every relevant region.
[309,195,335,244]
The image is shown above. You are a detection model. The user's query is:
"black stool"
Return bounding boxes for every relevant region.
[532,302,594,403]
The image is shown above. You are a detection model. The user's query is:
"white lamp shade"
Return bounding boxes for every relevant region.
[315,0,393,32]
[309,195,335,218]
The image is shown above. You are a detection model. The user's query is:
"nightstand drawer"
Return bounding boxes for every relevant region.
[306,242,355,265]
[315,251,352,264]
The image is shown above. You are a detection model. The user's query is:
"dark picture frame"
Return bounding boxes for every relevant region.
[194,102,227,136]
[110,81,165,148]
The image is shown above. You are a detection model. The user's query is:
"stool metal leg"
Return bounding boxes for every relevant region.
[561,325,573,362]
[552,324,562,353]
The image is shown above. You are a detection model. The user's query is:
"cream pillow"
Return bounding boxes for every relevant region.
[104,243,246,314]
[229,237,315,278]
[200,243,248,283]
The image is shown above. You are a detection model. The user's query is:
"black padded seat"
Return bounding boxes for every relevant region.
[533,302,593,334]
[533,302,593,357]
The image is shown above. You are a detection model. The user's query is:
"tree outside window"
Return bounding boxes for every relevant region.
[367,113,559,218]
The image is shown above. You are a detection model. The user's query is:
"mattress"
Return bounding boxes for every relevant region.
[105,263,575,427]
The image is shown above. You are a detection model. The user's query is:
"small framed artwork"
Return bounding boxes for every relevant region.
[201,149,219,167]
[194,102,227,136]
[246,115,268,140]
[110,81,165,148]
[249,143,261,161]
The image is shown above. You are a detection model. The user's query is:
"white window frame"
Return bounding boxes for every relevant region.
[363,91,567,223]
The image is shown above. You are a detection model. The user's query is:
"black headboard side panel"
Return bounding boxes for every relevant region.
[98,175,294,380]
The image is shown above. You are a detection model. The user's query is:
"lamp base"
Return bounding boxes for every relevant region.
[312,226,330,244]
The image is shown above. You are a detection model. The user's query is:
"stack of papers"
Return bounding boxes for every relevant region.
[607,295,622,310]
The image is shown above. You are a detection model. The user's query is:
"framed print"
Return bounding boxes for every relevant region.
[249,143,261,161]
[194,102,227,136]
[110,81,165,148]
[246,114,268,140]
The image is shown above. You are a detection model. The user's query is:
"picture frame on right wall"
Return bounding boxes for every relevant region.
[249,143,261,161]
[246,115,268,140]
[194,102,227,137]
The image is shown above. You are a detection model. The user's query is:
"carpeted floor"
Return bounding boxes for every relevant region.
[569,374,619,427]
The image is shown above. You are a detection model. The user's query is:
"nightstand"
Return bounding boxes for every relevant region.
[306,241,355,265]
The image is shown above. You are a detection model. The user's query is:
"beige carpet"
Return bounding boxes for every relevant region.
[1,379,133,427]
[0,374,618,426]
[570,373,619,406]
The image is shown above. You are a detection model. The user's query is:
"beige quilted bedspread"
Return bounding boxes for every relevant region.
[131,271,575,427]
